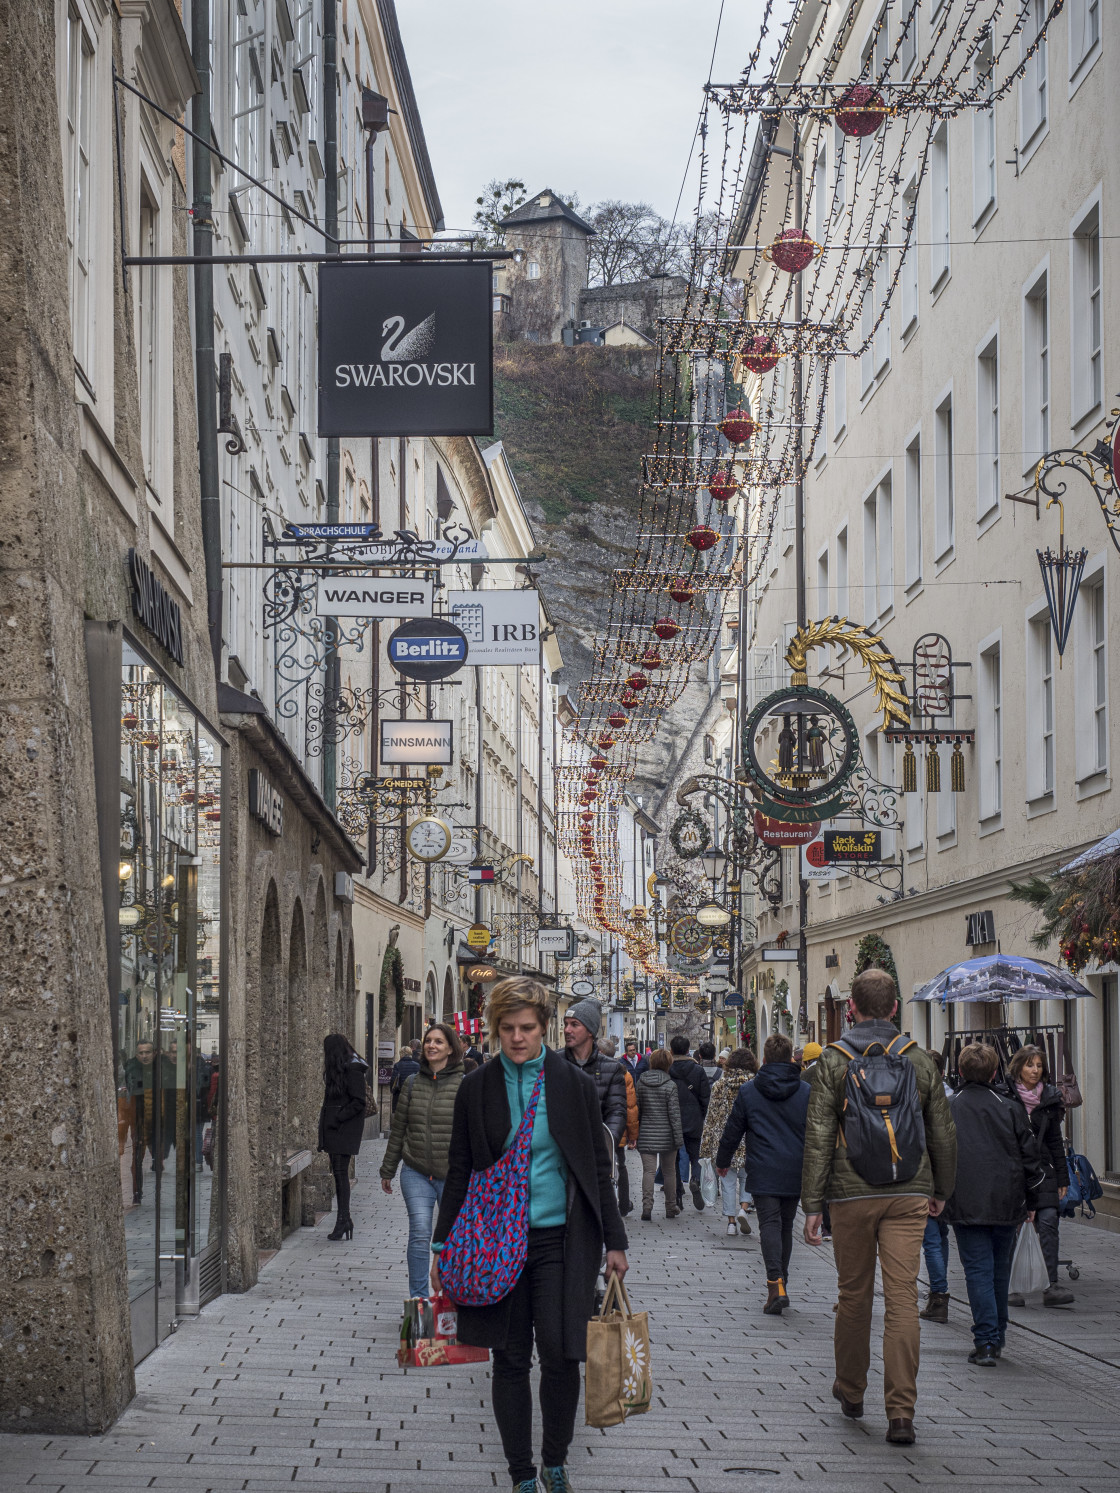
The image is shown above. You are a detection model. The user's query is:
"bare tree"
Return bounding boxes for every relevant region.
[472,179,527,247]
[587,200,660,286]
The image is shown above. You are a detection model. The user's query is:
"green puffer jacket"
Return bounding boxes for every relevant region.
[800,1020,957,1214]
[380,1058,464,1181]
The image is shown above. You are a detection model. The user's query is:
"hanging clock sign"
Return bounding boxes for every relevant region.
[670,915,713,959]
[742,685,859,823]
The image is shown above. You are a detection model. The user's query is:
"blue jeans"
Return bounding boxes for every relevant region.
[399,1164,445,1299]
[719,1167,748,1215]
[923,1214,949,1294]
[953,1223,1017,1347]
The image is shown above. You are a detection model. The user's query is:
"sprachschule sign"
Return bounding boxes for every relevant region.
[318,261,493,437]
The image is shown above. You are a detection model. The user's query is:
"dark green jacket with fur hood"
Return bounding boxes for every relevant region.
[380,1058,464,1181]
[800,1020,957,1213]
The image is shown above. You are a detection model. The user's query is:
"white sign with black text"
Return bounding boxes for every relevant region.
[316,576,433,619]
[447,589,541,667]
[380,719,453,766]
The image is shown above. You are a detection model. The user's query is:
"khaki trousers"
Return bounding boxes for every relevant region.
[830,1194,929,1420]
[640,1150,678,1214]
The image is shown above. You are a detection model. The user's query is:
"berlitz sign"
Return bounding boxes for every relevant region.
[127,549,184,666]
[315,577,433,619]
[387,617,469,681]
[318,262,493,437]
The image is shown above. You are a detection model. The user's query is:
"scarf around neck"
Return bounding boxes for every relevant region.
[1016,1079,1043,1114]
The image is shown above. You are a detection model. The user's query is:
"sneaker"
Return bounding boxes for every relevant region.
[968,1343,998,1367]
[514,1481,541,1493]
[1007,1293,1026,1308]
[541,1468,572,1493]
[1043,1283,1075,1307]
[737,1210,752,1236]
[726,1219,738,1236]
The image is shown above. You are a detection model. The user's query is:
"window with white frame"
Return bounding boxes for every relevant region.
[978,639,1002,819]
[930,123,950,287]
[1027,611,1056,799]
[526,261,541,280]
[233,0,264,180]
[876,477,893,615]
[934,393,954,560]
[904,434,922,587]
[900,180,918,331]
[972,35,996,224]
[976,336,1000,521]
[1021,0,1048,145]
[65,1,96,380]
[137,188,161,499]
[1069,0,1101,78]
[863,492,879,624]
[873,254,890,374]
[1075,574,1107,780]
[832,122,847,220]
[836,526,849,616]
[860,7,889,171]
[1072,203,1102,421]
[1023,270,1050,473]
[899,4,917,74]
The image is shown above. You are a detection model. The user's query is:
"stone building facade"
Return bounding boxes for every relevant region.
[578,274,689,340]
[497,190,595,343]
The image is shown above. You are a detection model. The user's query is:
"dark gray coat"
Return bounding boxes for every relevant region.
[946,1081,1045,1226]
[636,1068,684,1153]
[317,1055,369,1156]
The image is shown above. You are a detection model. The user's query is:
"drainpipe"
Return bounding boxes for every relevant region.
[191,0,221,675]
[322,0,339,808]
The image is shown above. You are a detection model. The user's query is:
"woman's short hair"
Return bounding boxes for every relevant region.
[725,1047,757,1073]
[1007,1043,1047,1084]
[763,1033,793,1064]
[958,1042,999,1083]
[487,977,554,1033]
[648,1046,673,1072]
[423,1021,463,1063]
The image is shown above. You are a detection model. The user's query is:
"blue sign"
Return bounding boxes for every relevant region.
[723,992,745,1008]
[387,617,469,682]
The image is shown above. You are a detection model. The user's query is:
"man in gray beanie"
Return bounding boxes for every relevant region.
[563,999,629,1209]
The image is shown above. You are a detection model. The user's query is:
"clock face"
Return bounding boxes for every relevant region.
[670,915,712,958]
[405,817,452,862]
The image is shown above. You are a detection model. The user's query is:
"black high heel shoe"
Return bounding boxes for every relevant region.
[327,1218,353,1241]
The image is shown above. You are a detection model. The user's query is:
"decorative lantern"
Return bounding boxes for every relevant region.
[580,810,595,821]
[766,229,819,274]
[141,733,160,751]
[597,733,616,749]
[626,672,650,692]
[688,525,719,552]
[739,334,781,374]
[121,712,139,730]
[835,84,886,137]
[652,618,680,641]
[708,470,738,503]
[719,408,756,445]
[608,710,627,727]
[589,755,609,771]
[667,578,696,605]
[638,649,662,671]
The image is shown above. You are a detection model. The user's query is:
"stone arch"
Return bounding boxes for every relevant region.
[442,967,454,1020]
[425,969,438,1022]
[254,881,284,1250]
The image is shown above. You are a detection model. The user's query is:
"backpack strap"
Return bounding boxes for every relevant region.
[829,1039,858,1060]
[885,1034,916,1056]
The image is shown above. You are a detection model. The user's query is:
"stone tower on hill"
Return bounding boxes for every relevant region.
[497,188,595,343]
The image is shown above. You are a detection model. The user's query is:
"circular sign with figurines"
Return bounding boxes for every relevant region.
[670,915,713,959]
[742,685,859,821]
[669,806,711,860]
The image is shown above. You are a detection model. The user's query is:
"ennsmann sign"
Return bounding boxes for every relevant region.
[318,261,493,437]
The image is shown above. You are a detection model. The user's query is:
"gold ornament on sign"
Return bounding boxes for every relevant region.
[784,618,910,733]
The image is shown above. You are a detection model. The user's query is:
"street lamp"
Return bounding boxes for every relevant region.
[700,848,727,883]
[696,899,732,928]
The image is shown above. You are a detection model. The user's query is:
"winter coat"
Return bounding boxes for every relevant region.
[562,1045,629,1144]
[379,1057,465,1181]
[432,1047,627,1361]
[317,1055,369,1156]
[636,1068,684,1152]
[699,1071,751,1167]
[390,1054,420,1111]
[669,1058,711,1140]
[946,1081,1045,1226]
[1003,1078,1066,1210]
[701,1063,722,1085]
[801,1020,957,1213]
[622,1053,649,1080]
[620,1067,639,1148]
[717,1062,810,1197]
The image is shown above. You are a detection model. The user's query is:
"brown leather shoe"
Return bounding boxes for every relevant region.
[832,1380,863,1419]
[886,1418,916,1445]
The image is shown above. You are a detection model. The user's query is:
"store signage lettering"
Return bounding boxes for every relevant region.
[822,829,882,863]
[466,923,492,950]
[447,589,541,667]
[318,261,493,437]
[537,928,575,955]
[248,769,283,836]
[387,617,470,681]
[317,577,433,619]
[754,811,820,847]
[127,549,184,666]
[380,718,453,766]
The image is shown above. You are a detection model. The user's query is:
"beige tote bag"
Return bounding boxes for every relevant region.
[584,1274,652,1427]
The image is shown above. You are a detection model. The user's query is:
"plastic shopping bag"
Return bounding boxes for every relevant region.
[699,1157,719,1208]
[1008,1221,1049,1297]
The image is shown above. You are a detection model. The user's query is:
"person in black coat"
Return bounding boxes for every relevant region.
[716,1033,810,1314]
[562,997,628,1146]
[946,1043,1044,1366]
[389,1041,421,1111]
[431,978,628,1493]
[1004,1044,1073,1306]
[668,1034,711,1210]
[317,1034,369,1241]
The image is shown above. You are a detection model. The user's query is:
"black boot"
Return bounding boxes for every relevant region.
[327,1217,353,1241]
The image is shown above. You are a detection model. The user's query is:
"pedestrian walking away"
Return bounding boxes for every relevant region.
[431,978,628,1493]
[636,1047,684,1220]
[1003,1043,1074,1307]
[316,1034,370,1241]
[801,968,957,1446]
[668,1034,711,1210]
[696,1041,721,1085]
[947,1043,1045,1366]
[699,1047,756,1236]
[389,1040,421,1112]
[379,1022,465,1298]
[716,1034,809,1312]
[600,1036,640,1216]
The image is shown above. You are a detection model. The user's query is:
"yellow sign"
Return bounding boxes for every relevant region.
[466,923,492,950]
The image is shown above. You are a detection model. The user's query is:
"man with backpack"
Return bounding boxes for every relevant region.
[668,1034,711,1210]
[801,968,956,1448]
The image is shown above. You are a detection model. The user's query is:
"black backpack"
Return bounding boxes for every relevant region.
[830,1033,927,1186]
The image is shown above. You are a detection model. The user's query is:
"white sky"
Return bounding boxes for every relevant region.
[394,0,769,234]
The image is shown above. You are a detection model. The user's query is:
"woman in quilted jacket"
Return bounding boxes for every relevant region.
[700,1048,757,1236]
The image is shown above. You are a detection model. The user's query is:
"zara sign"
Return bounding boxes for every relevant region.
[318,261,493,437]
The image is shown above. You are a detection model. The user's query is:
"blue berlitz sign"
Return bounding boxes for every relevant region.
[387,616,469,682]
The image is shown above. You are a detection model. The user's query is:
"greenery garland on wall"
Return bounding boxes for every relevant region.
[380,944,405,1032]
[854,931,900,996]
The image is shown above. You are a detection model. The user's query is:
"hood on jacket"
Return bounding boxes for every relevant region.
[638,1068,671,1089]
[418,1056,464,1078]
[836,1019,908,1054]
[753,1061,805,1102]
[669,1058,702,1078]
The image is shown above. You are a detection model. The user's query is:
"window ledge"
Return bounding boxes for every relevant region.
[930,266,952,304]
[1069,43,1102,100]
[978,813,1004,838]
[977,503,1001,538]
[1076,771,1110,801]
[905,579,924,603]
[1071,400,1103,438]
[1026,793,1057,819]
[972,199,997,238]
[1019,121,1049,171]
[906,845,925,862]
[936,829,957,850]
[901,313,919,347]
[934,546,955,575]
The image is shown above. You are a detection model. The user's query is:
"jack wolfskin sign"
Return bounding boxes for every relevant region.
[829,1033,926,1186]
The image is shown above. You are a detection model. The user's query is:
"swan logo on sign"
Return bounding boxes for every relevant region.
[319,262,493,437]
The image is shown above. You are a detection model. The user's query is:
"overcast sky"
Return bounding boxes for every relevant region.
[395,0,768,234]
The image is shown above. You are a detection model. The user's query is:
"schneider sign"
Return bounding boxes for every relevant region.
[318,261,493,437]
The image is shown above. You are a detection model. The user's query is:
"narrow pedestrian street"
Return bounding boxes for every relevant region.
[5,1148,1119,1493]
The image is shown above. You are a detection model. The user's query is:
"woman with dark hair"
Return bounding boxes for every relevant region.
[431,978,628,1493]
[380,1021,465,1297]
[317,1033,369,1241]
[1004,1044,1073,1307]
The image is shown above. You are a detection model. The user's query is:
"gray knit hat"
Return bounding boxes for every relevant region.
[566,997,601,1038]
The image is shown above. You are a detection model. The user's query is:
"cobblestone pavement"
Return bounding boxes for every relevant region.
[4,1144,1120,1492]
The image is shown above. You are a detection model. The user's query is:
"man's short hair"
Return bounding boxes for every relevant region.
[669,1034,690,1056]
[958,1042,998,1083]
[409,1040,422,1055]
[850,967,898,1020]
[763,1033,793,1064]
[926,1047,946,1074]
[597,1036,618,1057]
[648,1046,673,1071]
[697,1042,716,1062]
[625,1038,638,1050]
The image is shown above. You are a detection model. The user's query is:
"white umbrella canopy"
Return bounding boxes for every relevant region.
[1061,826,1120,874]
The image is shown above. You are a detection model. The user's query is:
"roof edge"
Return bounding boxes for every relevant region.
[375,0,445,233]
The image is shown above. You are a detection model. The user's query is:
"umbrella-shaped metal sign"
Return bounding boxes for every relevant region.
[911,954,1094,1004]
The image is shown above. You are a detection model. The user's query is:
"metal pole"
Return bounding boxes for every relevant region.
[516,667,524,975]
[793,129,809,1030]
[322,0,339,810]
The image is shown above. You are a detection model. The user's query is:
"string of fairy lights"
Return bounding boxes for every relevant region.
[558,0,1064,964]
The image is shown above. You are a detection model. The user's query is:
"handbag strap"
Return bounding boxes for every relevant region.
[510,1068,546,1150]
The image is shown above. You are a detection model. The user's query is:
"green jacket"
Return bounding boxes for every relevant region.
[800,1020,957,1213]
[380,1058,464,1181]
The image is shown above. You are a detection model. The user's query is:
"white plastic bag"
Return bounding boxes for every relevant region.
[1008,1221,1049,1297]
[699,1157,719,1208]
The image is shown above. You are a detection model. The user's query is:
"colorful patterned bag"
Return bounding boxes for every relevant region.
[438,1069,544,1307]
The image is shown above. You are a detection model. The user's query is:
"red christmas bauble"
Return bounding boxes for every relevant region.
[620,693,641,710]
[638,650,663,670]
[597,733,616,749]
[580,809,595,821]
[652,618,680,641]
[608,710,627,727]
[688,525,719,551]
[836,84,886,138]
[708,469,738,503]
[589,755,609,771]
[667,578,696,605]
[740,334,781,374]
[719,408,756,445]
[626,672,649,692]
[769,229,818,274]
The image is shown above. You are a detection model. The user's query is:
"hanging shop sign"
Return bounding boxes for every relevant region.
[822,829,882,864]
[380,718,453,766]
[466,923,492,950]
[741,685,860,824]
[762,948,799,962]
[387,617,469,681]
[802,837,839,882]
[537,927,576,956]
[755,811,821,846]
[466,964,499,983]
[446,590,541,667]
[467,865,495,883]
[316,576,433,620]
[670,915,713,959]
[248,769,283,836]
[570,979,596,997]
[318,260,493,437]
[127,548,184,666]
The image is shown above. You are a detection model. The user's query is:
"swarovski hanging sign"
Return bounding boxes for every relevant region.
[315,576,433,619]
[318,261,493,437]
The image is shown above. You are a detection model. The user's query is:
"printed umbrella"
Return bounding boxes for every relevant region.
[911,954,1094,1004]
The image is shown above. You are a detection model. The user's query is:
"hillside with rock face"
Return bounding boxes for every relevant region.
[493,341,710,805]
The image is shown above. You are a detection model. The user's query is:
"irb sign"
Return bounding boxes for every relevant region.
[447,589,541,666]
